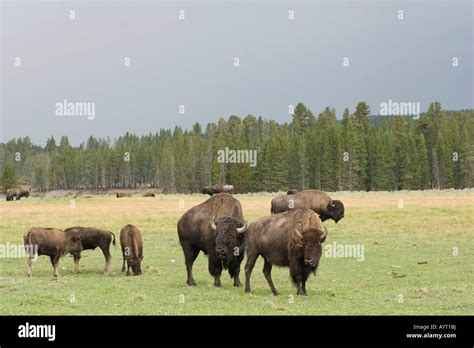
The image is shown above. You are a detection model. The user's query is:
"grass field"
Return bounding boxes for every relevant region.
[0,191,473,315]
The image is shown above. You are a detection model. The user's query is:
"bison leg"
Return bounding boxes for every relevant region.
[121,247,128,272]
[50,255,60,277]
[263,258,279,296]
[73,253,81,273]
[233,268,242,287]
[101,247,112,274]
[208,257,222,287]
[26,256,33,277]
[244,253,258,293]
[181,241,199,286]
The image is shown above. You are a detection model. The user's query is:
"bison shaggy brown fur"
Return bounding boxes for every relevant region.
[201,184,234,196]
[6,185,31,201]
[64,227,116,274]
[271,189,344,223]
[120,224,143,276]
[244,209,327,296]
[23,227,83,277]
[177,193,247,287]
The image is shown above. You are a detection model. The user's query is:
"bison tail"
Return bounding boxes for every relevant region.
[111,232,116,246]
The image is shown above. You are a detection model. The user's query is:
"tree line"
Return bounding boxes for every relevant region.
[1,101,473,193]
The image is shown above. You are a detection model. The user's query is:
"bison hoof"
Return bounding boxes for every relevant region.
[187,281,196,286]
[272,291,280,296]
[245,288,251,293]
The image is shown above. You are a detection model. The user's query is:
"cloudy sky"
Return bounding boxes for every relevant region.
[1,0,472,145]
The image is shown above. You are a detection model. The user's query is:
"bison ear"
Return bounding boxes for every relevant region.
[210,216,217,231]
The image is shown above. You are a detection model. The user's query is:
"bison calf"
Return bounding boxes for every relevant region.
[64,227,116,274]
[23,227,82,277]
[120,224,143,276]
[244,209,327,296]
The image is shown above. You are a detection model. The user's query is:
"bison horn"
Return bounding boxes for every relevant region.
[236,221,248,234]
[210,217,217,231]
[295,229,303,239]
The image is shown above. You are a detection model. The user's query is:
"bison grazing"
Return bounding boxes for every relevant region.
[23,227,83,277]
[287,189,299,195]
[6,185,31,201]
[244,209,328,296]
[177,193,247,287]
[63,227,116,274]
[143,192,155,197]
[116,192,132,198]
[201,184,234,196]
[120,224,143,276]
[271,189,344,223]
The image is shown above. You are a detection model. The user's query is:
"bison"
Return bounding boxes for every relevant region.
[287,189,299,195]
[6,185,31,201]
[23,227,83,277]
[244,209,328,296]
[143,192,155,197]
[201,184,234,196]
[177,193,247,287]
[120,224,143,276]
[63,227,116,274]
[116,192,132,198]
[271,189,344,223]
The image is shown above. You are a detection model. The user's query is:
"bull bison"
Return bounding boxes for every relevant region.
[177,193,247,287]
[287,189,299,195]
[244,209,327,296]
[23,227,83,277]
[143,192,155,197]
[63,227,116,274]
[6,185,31,201]
[116,192,132,198]
[120,224,143,276]
[271,189,344,223]
[201,184,234,196]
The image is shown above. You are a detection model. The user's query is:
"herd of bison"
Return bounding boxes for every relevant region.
[9,184,345,296]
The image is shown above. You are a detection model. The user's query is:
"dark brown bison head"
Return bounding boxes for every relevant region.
[210,216,247,264]
[295,228,327,267]
[325,200,345,223]
[201,186,214,196]
[64,230,83,254]
[130,256,143,275]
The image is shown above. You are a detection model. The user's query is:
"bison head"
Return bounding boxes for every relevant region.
[201,186,214,196]
[326,200,345,223]
[64,231,83,254]
[210,216,247,262]
[295,228,327,268]
[129,255,143,275]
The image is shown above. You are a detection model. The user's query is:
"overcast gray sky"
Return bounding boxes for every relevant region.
[1,0,473,145]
